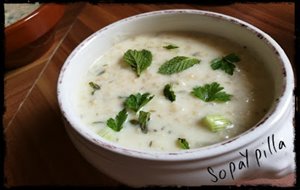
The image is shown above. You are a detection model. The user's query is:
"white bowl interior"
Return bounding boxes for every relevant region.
[58,10,292,159]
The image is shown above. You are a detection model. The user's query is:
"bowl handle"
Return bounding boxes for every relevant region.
[232,103,295,184]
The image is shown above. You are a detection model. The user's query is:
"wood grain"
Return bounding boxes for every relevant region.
[4,3,295,187]
[4,3,86,128]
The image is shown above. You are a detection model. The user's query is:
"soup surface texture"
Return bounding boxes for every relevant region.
[74,32,273,152]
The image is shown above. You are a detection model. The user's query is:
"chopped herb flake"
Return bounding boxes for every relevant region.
[129,119,139,125]
[138,111,151,134]
[149,141,153,147]
[177,138,190,149]
[163,44,179,50]
[97,70,106,76]
[89,81,101,95]
[163,84,176,102]
[92,121,104,124]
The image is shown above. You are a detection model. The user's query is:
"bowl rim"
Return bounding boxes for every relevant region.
[57,9,294,161]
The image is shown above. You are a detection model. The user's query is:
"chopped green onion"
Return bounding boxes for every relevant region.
[202,115,233,132]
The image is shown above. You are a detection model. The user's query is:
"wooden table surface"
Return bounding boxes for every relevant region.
[4,2,295,187]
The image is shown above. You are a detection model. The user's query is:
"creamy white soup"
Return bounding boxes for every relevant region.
[74,32,273,152]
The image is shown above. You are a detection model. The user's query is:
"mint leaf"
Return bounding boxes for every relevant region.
[192,82,232,102]
[210,53,240,75]
[106,108,128,132]
[89,81,101,95]
[158,56,200,75]
[163,44,179,50]
[123,49,152,77]
[163,84,176,102]
[202,115,233,132]
[124,93,154,112]
[138,111,151,134]
[177,138,190,149]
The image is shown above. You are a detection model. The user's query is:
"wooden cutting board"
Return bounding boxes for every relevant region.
[4,2,295,187]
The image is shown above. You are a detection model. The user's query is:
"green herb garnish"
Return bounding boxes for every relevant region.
[158,56,200,75]
[106,108,128,132]
[138,111,151,134]
[123,49,152,77]
[163,44,179,50]
[202,115,233,132]
[210,53,240,75]
[192,82,232,102]
[163,84,176,102]
[89,81,101,95]
[124,93,154,113]
[177,138,190,149]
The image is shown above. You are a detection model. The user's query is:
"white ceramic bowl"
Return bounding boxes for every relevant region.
[57,9,295,186]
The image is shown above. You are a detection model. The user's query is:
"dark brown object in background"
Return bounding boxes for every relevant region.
[5,4,65,70]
